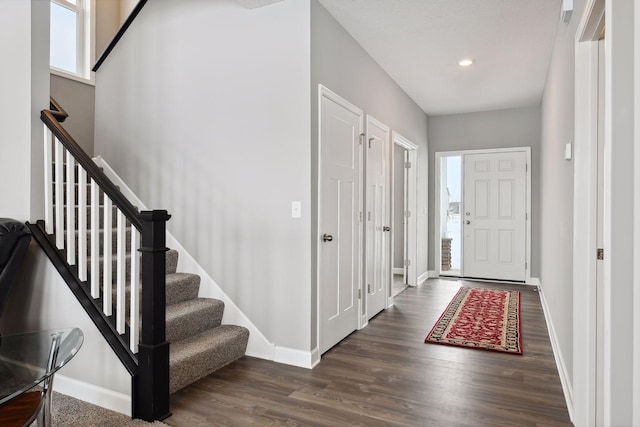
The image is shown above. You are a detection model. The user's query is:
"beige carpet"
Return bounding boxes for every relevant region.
[30,392,170,427]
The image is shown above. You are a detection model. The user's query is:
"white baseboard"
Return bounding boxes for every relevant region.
[393,268,405,275]
[537,282,574,421]
[418,271,430,285]
[273,346,319,369]
[54,375,131,416]
[527,277,541,286]
[428,270,436,278]
[94,156,275,361]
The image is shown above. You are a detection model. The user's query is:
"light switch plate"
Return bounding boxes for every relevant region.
[291,201,301,218]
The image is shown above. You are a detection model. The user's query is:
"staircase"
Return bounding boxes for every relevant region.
[30,99,249,420]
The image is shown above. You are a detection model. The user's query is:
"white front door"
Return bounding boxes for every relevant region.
[463,151,527,281]
[366,116,390,319]
[318,89,362,354]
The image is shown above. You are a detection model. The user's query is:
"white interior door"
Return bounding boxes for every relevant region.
[366,116,390,319]
[319,89,362,354]
[463,151,527,281]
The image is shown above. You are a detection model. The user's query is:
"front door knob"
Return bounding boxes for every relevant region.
[466,220,471,225]
[383,226,390,232]
[322,234,333,242]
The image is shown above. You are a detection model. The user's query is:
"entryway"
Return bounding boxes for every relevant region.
[435,148,531,283]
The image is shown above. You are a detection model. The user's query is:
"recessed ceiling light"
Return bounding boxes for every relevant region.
[458,58,474,67]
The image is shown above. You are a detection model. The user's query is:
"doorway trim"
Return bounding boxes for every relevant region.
[434,147,532,283]
[391,132,418,304]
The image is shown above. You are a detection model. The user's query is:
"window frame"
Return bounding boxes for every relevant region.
[50,0,96,86]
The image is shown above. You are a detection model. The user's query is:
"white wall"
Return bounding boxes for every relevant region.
[0,0,48,222]
[94,0,311,351]
[427,107,541,276]
[0,0,132,414]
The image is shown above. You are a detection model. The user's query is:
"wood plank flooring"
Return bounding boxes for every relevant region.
[166,278,571,426]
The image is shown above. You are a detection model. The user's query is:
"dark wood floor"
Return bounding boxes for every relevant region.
[166,278,571,426]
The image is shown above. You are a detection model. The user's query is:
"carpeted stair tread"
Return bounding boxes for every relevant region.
[166,273,200,306]
[111,272,200,310]
[166,298,224,343]
[169,325,249,393]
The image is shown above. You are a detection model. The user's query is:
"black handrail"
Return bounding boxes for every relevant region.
[93,0,148,72]
[40,109,142,230]
[41,99,170,421]
[49,98,68,123]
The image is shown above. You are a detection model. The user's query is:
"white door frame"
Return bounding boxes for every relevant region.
[573,2,602,423]
[434,147,532,283]
[391,132,418,303]
[316,84,365,357]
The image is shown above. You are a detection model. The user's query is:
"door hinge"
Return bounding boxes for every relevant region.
[526,213,528,220]
[404,259,411,267]
[405,210,411,218]
[525,261,528,269]
[367,211,371,221]
[597,248,604,260]
[368,284,371,294]
[358,289,362,299]
[359,211,362,222]
[359,133,364,145]
[405,161,412,169]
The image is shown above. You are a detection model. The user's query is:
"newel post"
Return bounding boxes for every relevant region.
[133,210,171,421]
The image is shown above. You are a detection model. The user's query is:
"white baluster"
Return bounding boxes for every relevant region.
[65,153,76,265]
[90,179,100,298]
[43,126,53,234]
[54,139,64,249]
[116,210,126,334]
[77,167,87,281]
[103,197,113,316]
[130,227,140,353]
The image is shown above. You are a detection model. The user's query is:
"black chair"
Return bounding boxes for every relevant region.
[0,219,31,320]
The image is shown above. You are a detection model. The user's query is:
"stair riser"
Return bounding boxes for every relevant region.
[166,300,224,343]
[65,228,133,256]
[111,274,200,310]
[169,326,249,394]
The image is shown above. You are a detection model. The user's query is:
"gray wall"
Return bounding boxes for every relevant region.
[540,0,586,392]
[50,75,96,155]
[427,106,541,276]
[311,0,430,346]
[94,0,311,351]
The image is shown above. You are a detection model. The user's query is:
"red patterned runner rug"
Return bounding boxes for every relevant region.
[424,287,522,354]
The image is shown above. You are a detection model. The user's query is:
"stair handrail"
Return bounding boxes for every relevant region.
[39,98,170,421]
[40,109,143,231]
[93,0,148,72]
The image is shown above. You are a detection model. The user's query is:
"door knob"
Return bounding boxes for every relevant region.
[383,226,390,232]
[466,220,471,225]
[322,234,333,242]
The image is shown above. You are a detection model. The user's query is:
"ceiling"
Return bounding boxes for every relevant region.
[317,0,561,117]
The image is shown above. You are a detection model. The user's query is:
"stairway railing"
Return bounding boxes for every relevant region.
[30,98,170,421]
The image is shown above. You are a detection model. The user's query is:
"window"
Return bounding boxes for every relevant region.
[50,0,94,84]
